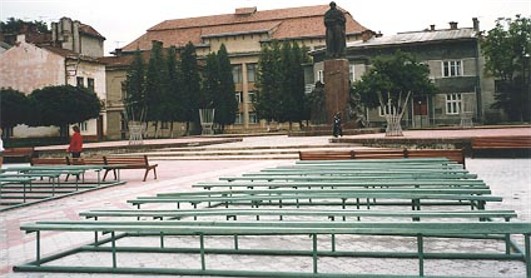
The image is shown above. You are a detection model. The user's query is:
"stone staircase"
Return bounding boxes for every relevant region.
[131,143,364,160]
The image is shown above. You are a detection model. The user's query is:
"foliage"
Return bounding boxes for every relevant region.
[214,44,238,130]
[0,87,31,130]
[0,17,49,34]
[164,46,186,130]
[27,85,101,128]
[255,41,282,123]
[144,40,167,125]
[481,15,531,121]
[123,49,146,122]
[201,52,219,109]
[255,40,310,127]
[351,51,436,136]
[306,81,326,124]
[180,42,201,134]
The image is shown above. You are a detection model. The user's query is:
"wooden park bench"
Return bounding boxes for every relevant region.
[103,155,158,182]
[299,149,466,166]
[14,220,531,277]
[472,135,531,157]
[2,147,35,162]
[30,157,69,166]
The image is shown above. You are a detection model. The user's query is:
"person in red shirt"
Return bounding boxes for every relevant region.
[67,125,83,158]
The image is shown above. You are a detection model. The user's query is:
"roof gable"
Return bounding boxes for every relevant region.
[121,4,369,52]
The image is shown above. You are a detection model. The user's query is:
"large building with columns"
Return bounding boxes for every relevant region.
[102,4,373,138]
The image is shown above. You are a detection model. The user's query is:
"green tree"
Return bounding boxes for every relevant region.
[180,42,201,135]
[144,40,167,137]
[352,51,436,136]
[0,17,48,34]
[0,88,31,132]
[256,41,310,129]
[481,15,531,122]
[123,49,146,123]
[255,41,283,128]
[164,46,185,137]
[290,42,311,125]
[201,52,219,109]
[28,85,101,137]
[215,44,238,131]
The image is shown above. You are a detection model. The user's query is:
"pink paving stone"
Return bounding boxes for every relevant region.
[1,128,529,277]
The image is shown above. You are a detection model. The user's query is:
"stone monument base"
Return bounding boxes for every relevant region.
[324,59,350,125]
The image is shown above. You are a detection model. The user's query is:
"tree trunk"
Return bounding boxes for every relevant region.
[128,121,144,145]
[385,114,403,136]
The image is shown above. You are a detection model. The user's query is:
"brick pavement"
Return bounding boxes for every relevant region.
[1,127,530,277]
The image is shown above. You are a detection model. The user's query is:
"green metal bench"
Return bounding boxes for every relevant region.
[193,179,488,191]
[1,176,36,204]
[153,187,492,198]
[15,221,531,277]
[80,208,517,222]
[219,174,482,181]
[127,192,502,210]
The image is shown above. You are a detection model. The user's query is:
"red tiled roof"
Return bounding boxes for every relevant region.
[79,23,106,40]
[121,4,369,52]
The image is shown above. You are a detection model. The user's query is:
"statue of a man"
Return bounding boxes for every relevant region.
[324,1,346,58]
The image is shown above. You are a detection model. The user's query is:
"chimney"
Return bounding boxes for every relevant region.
[361,30,371,42]
[472,17,480,31]
[235,7,257,16]
[430,24,436,31]
[449,21,458,30]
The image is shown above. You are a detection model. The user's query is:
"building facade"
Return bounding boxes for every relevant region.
[103,5,373,138]
[0,17,107,139]
[311,18,498,128]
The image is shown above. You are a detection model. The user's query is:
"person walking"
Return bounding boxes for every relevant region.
[67,125,83,158]
[332,112,343,138]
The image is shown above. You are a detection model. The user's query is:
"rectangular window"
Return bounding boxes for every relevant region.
[232,65,243,84]
[247,91,257,103]
[247,63,257,83]
[349,64,356,82]
[446,93,462,114]
[316,70,324,83]
[76,77,84,87]
[87,78,95,91]
[235,92,242,103]
[235,113,243,124]
[442,60,462,77]
[249,112,258,124]
[79,121,88,131]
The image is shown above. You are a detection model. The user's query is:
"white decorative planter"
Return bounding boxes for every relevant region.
[128,121,144,145]
[199,109,215,135]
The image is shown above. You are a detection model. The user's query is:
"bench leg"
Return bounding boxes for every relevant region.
[143,167,158,182]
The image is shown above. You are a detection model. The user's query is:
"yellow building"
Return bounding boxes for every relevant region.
[103,4,373,137]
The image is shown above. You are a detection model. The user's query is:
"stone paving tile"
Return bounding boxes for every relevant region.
[1,130,530,277]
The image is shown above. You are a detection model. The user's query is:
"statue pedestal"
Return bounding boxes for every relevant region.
[324,59,350,124]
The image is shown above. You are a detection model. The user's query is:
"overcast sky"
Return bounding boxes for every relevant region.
[1,0,529,55]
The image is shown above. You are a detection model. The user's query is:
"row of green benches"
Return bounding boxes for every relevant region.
[14,157,530,277]
[0,165,123,209]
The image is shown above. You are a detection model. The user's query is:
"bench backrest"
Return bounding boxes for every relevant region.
[103,155,149,166]
[473,136,531,147]
[30,157,68,166]
[299,149,465,165]
[3,147,35,156]
[68,157,106,165]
